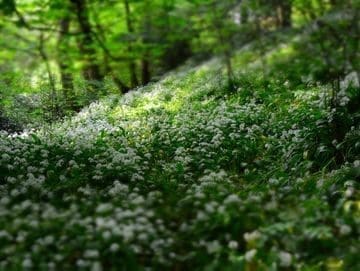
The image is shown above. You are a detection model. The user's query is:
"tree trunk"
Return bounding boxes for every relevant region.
[240,3,249,24]
[279,0,292,28]
[39,34,56,93]
[211,1,234,83]
[225,49,234,83]
[70,0,103,85]
[39,33,59,120]
[141,56,151,85]
[57,16,75,109]
[112,74,131,93]
[124,0,139,88]
[141,4,151,85]
[253,13,267,79]
[330,0,338,7]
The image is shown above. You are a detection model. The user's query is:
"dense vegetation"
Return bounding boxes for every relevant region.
[0,0,359,270]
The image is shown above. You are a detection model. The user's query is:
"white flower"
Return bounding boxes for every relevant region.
[102,231,111,240]
[22,258,33,269]
[228,240,238,250]
[268,178,279,185]
[96,203,112,214]
[76,259,87,267]
[244,230,261,243]
[110,243,120,252]
[54,254,63,262]
[345,187,355,198]
[69,160,76,166]
[339,95,350,106]
[206,240,221,254]
[316,179,325,188]
[205,203,215,213]
[339,224,352,236]
[0,197,10,205]
[43,235,54,245]
[217,205,226,214]
[196,211,207,221]
[48,262,56,270]
[354,160,360,167]
[84,249,99,259]
[91,261,103,271]
[265,201,277,210]
[122,226,135,242]
[279,251,292,267]
[245,249,257,262]
[1,153,10,161]
[224,194,240,205]
[92,175,102,181]
[0,231,10,240]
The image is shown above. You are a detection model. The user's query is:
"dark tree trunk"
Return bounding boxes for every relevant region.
[92,8,131,94]
[70,0,103,84]
[39,34,56,93]
[112,74,131,93]
[330,0,338,6]
[124,0,139,88]
[39,33,60,120]
[210,1,234,83]
[141,56,151,85]
[240,4,249,24]
[141,5,151,85]
[57,16,75,108]
[217,20,234,84]
[279,0,292,28]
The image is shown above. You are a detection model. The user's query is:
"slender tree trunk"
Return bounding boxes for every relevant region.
[240,2,249,24]
[39,33,58,120]
[255,16,267,79]
[70,0,103,85]
[211,1,234,83]
[112,74,130,93]
[350,9,359,85]
[91,7,130,94]
[330,0,337,7]
[141,54,151,85]
[141,4,151,85]
[276,6,282,27]
[57,16,75,109]
[282,1,292,27]
[218,34,234,83]
[224,49,234,82]
[124,0,139,88]
[39,34,56,93]
[278,0,292,28]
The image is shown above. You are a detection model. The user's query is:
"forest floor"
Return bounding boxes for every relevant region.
[0,34,359,270]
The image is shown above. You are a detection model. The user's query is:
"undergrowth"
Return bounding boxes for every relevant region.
[0,36,359,271]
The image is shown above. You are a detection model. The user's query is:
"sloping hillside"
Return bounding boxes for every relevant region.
[0,38,359,270]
